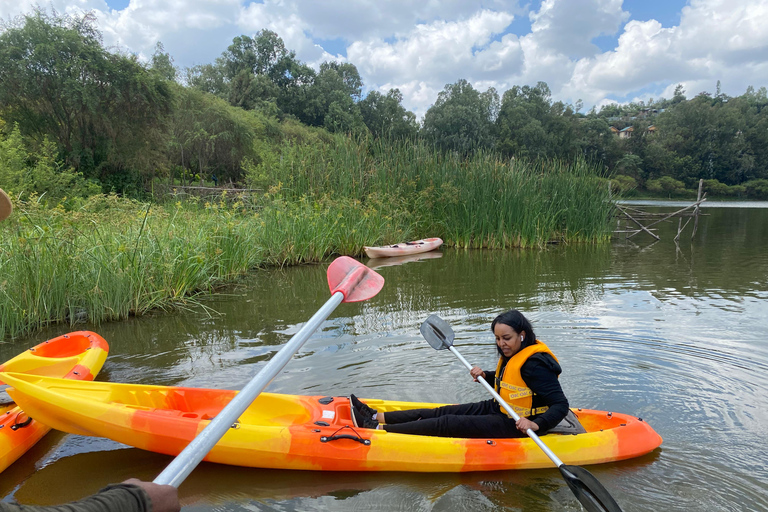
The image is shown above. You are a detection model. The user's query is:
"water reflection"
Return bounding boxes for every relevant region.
[2,205,768,511]
[13,446,658,512]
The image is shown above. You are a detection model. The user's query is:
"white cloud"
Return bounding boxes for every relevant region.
[290,0,514,41]
[347,10,520,113]
[568,19,681,102]
[238,1,328,64]
[563,0,768,105]
[677,0,768,60]
[1,0,108,20]
[2,0,768,117]
[528,0,628,58]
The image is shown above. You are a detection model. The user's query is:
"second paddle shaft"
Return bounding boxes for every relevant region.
[154,291,345,487]
[448,345,565,468]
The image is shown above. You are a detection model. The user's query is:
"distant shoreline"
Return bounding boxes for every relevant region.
[618,199,768,208]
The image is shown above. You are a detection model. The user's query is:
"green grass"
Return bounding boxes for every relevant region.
[1,136,615,340]
[246,136,615,248]
[0,194,412,339]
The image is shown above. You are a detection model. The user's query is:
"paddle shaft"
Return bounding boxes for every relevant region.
[154,291,345,487]
[447,345,565,468]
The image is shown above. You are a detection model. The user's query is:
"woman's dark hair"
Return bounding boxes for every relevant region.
[491,309,536,357]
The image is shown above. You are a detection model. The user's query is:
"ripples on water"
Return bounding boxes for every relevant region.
[2,205,768,511]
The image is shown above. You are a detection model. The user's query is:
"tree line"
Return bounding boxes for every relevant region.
[1,9,767,202]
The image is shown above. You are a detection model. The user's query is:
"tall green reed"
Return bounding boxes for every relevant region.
[0,193,409,339]
[246,135,614,248]
[1,135,614,340]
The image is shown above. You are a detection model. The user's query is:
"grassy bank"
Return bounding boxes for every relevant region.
[0,194,411,340]
[1,139,614,340]
[247,136,615,248]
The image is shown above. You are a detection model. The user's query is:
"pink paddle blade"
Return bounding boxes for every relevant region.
[327,256,384,302]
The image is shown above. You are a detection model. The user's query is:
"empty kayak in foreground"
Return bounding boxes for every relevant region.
[0,332,108,473]
[364,238,443,259]
[1,374,662,473]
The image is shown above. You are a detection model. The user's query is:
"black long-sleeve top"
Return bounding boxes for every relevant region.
[483,352,569,432]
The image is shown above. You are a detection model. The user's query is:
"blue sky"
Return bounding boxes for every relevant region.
[4,0,767,117]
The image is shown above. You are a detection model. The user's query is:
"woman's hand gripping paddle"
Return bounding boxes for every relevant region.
[419,315,623,512]
[154,257,384,487]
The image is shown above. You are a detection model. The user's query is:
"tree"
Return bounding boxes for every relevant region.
[150,42,177,81]
[188,30,317,118]
[167,86,274,184]
[185,63,228,97]
[359,89,418,139]
[299,61,366,133]
[672,83,686,104]
[495,82,579,160]
[578,117,618,165]
[615,154,644,181]
[422,79,498,154]
[228,71,280,111]
[0,9,172,193]
[219,31,292,80]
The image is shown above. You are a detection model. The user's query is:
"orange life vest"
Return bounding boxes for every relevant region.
[494,340,559,418]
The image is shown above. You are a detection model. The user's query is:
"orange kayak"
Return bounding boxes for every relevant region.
[0,332,108,473]
[364,238,443,259]
[1,374,662,472]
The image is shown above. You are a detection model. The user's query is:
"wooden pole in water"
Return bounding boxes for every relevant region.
[692,179,704,239]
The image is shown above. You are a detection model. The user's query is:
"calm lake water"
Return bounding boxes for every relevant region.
[2,201,767,511]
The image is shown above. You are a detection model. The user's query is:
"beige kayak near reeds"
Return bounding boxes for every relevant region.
[364,238,443,259]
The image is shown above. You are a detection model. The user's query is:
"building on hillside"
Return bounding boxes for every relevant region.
[613,125,657,138]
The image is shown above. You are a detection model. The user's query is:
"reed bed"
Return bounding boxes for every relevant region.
[1,136,614,340]
[246,135,615,248]
[0,194,410,339]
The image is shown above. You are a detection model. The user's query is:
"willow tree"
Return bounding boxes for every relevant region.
[0,9,172,194]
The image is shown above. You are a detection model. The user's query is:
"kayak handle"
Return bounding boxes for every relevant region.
[11,413,33,430]
[320,434,371,445]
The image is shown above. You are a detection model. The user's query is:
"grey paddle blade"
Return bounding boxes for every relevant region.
[420,314,455,350]
[560,465,624,512]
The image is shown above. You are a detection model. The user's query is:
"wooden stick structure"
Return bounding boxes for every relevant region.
[614,179,706,241]
[167,186,262,192]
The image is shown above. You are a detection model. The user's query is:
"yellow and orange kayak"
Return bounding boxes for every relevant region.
[0,332,108,473]
[1,373,661,472]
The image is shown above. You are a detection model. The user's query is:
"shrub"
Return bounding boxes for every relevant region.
[0,124,100,204]
[729,185,746,197]
[611,174,638,193]
[646,176,686,194]
[743,179,768,199]
[703,179,730,196]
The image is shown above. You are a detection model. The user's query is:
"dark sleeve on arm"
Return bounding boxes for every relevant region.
[521,354,569,432]
[483,370,496,387]
[0,484,151,512]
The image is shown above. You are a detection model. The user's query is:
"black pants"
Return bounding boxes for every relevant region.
[382,398,525,438]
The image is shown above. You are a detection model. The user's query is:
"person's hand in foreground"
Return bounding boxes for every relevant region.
[122,479,180,512]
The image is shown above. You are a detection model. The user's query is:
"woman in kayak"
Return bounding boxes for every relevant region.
[350,309,570,438]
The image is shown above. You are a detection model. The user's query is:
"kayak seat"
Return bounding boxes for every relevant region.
[548,409,587,435]
[238,393,312,426]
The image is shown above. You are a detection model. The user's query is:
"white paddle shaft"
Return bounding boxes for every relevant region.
[154,291,345,487]
[447,345,565,468]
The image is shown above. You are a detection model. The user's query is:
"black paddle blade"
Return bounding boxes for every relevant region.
[420,314,455,350]
[559,465,623,512]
